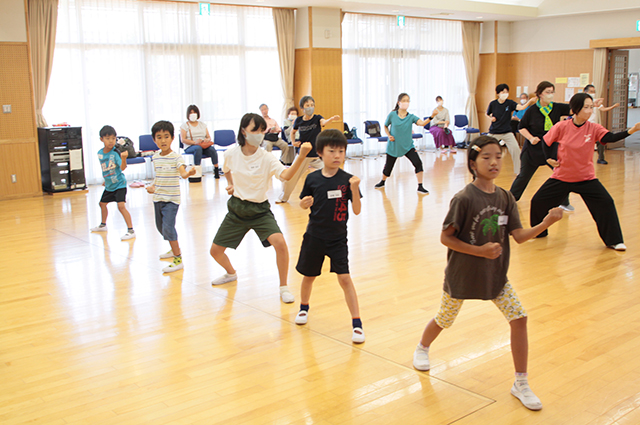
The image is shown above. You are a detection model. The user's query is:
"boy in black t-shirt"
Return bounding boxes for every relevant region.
[294,129,365,344]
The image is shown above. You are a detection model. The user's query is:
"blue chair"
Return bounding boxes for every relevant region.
[214,130,236,152]
[126,135,157,165]
[364,120,388,157]
[454,115,480,146]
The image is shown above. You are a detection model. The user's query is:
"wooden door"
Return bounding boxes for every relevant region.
[606,50,629,148]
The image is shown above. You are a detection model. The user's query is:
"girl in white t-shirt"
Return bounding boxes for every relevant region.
[209,113,312,303]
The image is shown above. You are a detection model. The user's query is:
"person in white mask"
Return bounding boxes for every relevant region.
[429,96,456,152]
[260,103,294,165]
[486,84,536,174]
[509,81,573,211]
[209,113,313,303]
[511,92,531,135]
[180,104,220,180]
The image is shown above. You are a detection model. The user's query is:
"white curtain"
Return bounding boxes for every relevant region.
[28,0,59,128]
[342,13,467,155]
[593,48,608,125]
[461,21,480,138]
[272,8,295,119]
[44,0,282,183]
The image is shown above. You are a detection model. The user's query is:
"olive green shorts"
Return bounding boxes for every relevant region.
[213,196,282,249]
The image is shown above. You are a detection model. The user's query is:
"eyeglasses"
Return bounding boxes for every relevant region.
[582,105,595,110]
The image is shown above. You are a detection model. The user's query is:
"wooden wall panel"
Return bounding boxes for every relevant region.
[311,48,342,130]
[0,42,42,199]
[0,43,36,140]
[294,48,312,112]
[477,49,593,132]
[0,141,41,198]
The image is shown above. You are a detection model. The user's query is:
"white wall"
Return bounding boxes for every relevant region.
[295,7,310,49]
[629,49,640,75]
[0,0,27,42]
[510,9,640,53]
[311,7,341,49]
[480,21,494,54]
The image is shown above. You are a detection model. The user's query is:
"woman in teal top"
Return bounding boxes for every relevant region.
[374,93,431,194]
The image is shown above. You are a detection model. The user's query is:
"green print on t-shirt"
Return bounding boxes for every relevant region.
[481,214,499,236]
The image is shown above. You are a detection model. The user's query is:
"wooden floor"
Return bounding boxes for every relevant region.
[2,147,640,424]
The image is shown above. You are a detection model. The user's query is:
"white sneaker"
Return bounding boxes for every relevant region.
[211,273,237,286]
[559,204,575,212]
[279,286,295,303]
[159,250,174,259]
[413,344,430,370]
[120,231,136,241]
[511,382,543,411]
[352,327,365,344]
[91,225,107,232]
[295,310,308,325]
[162,260,183,273]
[609,243,627,251]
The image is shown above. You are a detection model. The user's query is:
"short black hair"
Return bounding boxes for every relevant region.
[496,83,509,94]
[152,120,174,139]
[583,84,595,93]
[299,95,315,109]
[435,96,443,102]
[467,135,503,180]
[259,104,268,110]
[99,125,116,138]
[570,92,593,115]
[186,105,200,120]
[237,113,267,146]
[316,129,347,154]
[535,81,555,98]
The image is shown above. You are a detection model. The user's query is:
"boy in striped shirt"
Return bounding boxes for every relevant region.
[146,120,196,273]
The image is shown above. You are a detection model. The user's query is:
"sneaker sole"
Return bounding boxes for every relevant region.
[511,387,543,411]
[163,265,183,273]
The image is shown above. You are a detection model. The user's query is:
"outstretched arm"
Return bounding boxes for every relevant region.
[516,97,536,111]
[350,176,362,215]
[511,207,563,243]
[320,115,340,127]
[280,142,312,181]
[178,164,196,179]
[600,103,620,113]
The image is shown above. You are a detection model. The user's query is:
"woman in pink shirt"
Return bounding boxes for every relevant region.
[529,93,640,250]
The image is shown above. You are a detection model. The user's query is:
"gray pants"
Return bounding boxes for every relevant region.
[488,132,521,174]
[265,139,295,165]
[279,157,323,202]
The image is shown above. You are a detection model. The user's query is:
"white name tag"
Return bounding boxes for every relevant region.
[498,215,508,225]
[162,165,172,171]
[327,189,342,199]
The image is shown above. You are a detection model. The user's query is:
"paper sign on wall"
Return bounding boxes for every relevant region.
[580,73,590,87]
[556,77,568,84]
[565,88,575,102]
[516,86,522,96]
[567,77,581,88]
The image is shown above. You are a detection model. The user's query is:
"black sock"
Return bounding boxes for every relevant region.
[352,318,362,329]
[100,223,106,227]
[300,304,309,312]
[128,228,134,232]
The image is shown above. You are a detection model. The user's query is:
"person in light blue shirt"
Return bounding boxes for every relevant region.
[511,92,530,134]
[374,93,431,194]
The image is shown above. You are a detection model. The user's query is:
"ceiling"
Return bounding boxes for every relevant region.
[190,0,640,22]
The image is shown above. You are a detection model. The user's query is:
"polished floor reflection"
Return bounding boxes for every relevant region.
[2,148,640,424]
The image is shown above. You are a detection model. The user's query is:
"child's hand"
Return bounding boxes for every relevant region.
[120,150,129,159]
[187,166,196,176]
[489,114,496,122]
[349,175,360,189]
[543,207,564,225]
[226,185,234,195]
[479,242,502,259]
[299,142,312,155]
[292,141,301,148]
[546,158,559,168]
[146,184,155,194]
[389,136,395,142]
[300,196,314,209]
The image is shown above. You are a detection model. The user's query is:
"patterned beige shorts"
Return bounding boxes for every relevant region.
[434,282,527,329]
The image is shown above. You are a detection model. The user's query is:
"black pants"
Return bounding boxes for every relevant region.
[530,178,623,245]
[383,148,423,177]
[596,142,605,162]
[509,153,569,206]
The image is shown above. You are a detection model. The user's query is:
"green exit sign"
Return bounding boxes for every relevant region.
[397,15,405,28]
[637,20,640,31]
[199,3,210,16]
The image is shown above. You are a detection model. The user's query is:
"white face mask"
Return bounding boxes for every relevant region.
[245,132,264,147]
[543,93,554,102]
[288,114,297,121]
[398,101,410,110]
[189,113,198,122]
[520,98,527,105]
[437,101,443,107]
[304,107,314,116]
[498,93,509,101]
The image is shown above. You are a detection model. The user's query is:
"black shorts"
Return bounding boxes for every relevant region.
[100,187,127,203]
[296,233,349,277]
